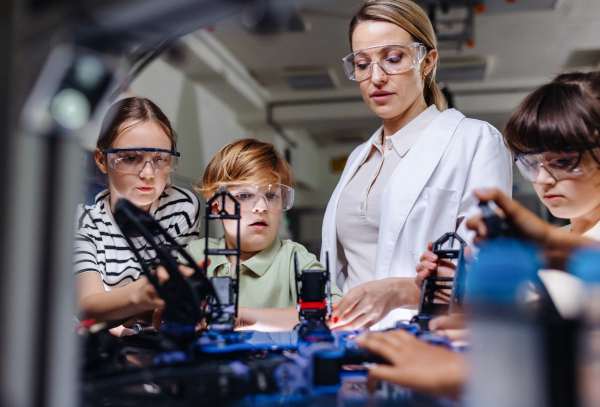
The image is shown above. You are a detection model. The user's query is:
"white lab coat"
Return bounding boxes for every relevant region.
[320,108,512,329]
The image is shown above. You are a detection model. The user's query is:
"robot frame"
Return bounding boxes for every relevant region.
[81,191,489,406]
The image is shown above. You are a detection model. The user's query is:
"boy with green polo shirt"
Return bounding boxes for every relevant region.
[183,139,342,331]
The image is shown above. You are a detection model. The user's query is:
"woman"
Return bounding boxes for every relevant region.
[74,97,201,329]
[323,0,512,330]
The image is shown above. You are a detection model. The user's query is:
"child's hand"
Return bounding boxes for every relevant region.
[355,330,466,399]
[467,188,550,245]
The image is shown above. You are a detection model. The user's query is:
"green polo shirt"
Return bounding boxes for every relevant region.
[182,237,343,309]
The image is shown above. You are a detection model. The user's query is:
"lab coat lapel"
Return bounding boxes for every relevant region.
[373,109,465,280]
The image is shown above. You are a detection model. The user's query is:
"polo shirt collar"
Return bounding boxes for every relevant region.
[206,237,282,277]
[242,237,282,277]
[389,105,441,157]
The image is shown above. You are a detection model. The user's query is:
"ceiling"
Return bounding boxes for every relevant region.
[168,0,600,145]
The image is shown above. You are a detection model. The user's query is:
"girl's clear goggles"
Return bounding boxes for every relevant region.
[513,149,599,182]
[342,42,428,81]
[103,148,180,174]
[218,183,294,212]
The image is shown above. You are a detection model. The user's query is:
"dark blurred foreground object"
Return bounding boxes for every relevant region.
[0,2,263,407]
[466,237,579,407]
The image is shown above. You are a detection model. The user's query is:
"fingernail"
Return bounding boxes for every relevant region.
[333,317,339,324]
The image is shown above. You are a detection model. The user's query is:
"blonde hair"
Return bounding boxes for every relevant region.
[196,139,294,199]
[349,0,448,111]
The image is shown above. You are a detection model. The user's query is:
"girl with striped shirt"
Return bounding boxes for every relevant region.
[74,97,201,328]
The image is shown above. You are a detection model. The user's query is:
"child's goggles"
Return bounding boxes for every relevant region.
[513,149,599,182]
[103,148,180,174]
[342,42,428,81]
[219,183,294,211]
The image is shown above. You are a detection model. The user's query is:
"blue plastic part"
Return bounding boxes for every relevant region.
[160,320,196,336]
[314,349,345,359]
[154,351,188,365]
[468,238,542,304]
[568,247,600,283]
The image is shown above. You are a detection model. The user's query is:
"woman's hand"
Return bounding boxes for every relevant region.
[415,242,462,287]
[329,278,420,331]
[355,330,467,399]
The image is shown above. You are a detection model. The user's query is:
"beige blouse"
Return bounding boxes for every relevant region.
[335,105,441,292]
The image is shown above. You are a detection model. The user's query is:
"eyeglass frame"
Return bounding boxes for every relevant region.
[102,147,180,174]
[512,149,600,181]
[341,42,429,81]
[218,183,295,212]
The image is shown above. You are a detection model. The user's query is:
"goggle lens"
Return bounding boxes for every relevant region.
[219,183,294,212]
[105,149,179,174]
[514,151,596,181]
[342,43,425,81]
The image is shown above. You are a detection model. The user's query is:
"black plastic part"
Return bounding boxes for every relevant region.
[204,189,242,328]
[417,232,467,323]
[294,252,334,340]
[479,201,513,238]
[114,198,216,329]
[313,352,341,386]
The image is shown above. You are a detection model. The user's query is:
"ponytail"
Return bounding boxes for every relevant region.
[424,75,448,111]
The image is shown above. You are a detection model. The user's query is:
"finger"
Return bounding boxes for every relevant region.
[464,246,474,262]
[331,291,363,323]
[434,328,469,341]
[466,213,488,240]
[419,250,438,263]
[356,331,412,363]
[153,298,166,309]
[427,241,434,251]
[368,365,411,386]
[415,269,430,286]
[473,188,511,213]
[416,261,437,273]
[429,314,466,331]
[334,312,378,331]
[196,258,211,270]
[333,297,371,327]
[156,266,169,284]
[178,264,195,278]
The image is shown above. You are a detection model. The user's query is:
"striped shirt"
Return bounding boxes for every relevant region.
[74,186,201,291]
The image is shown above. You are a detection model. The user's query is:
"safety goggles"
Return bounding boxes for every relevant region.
[513,149,600,182]
[342,42,428,81]
[218,183,294,212]
[103,148,180,175]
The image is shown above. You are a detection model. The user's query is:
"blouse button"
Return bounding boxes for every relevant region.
[360,202,364,210]
[225,267,230,275]
[387,143,393,150]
